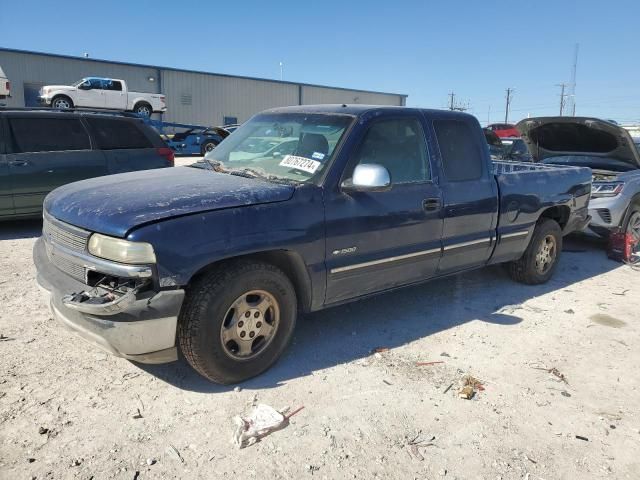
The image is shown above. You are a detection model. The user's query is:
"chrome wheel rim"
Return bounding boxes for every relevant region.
[54,99,70,109]
[627,212,640,252]
[138,106,151,116]
[220,290,280,360]
[535,234,557,274]
[205,143,215,152]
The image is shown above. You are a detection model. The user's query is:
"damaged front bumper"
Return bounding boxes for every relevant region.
[34,236,184,364]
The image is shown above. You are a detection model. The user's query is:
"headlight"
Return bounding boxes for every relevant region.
[591,182,624,198]
[88,233,156,264]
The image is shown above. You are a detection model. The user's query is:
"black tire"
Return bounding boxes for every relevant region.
[133,102,152,117]
[178,260,297,384]
[508,218,562,285]
[201,140,218,155]
[622,201,640,249]
[51,95,73,109]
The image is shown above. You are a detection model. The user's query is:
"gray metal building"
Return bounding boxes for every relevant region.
[0,48,406,126]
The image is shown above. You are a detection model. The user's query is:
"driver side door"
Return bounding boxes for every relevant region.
[324,116,443,304]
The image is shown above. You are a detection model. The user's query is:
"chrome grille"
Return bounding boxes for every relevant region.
[42,213,91,283]
[44,240,86,282]
[597,209,612,224]
[43,214,89,252]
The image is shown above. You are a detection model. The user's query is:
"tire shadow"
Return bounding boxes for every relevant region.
[138,235,621,392]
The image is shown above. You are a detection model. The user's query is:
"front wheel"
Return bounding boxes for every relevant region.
[51,96,73,109]
[178,260,297,384]
[508,218,562,284]
[623,203,640,252]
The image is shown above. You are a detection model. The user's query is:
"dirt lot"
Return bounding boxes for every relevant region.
[1,219,639,479]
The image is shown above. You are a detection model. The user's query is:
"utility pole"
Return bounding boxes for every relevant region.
[447,92,469,112]
[487,105,491,126]
[568,43,579,116]
[504,88,514,123]
[557,83,568,116]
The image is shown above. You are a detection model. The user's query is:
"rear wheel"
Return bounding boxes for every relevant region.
[178,260,297,384]
[201,140,218,155]
[133,102,152,117]
[508,218,562,284]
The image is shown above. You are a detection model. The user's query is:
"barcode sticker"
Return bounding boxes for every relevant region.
[279,155,321,174]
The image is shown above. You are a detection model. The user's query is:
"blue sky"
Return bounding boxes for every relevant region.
[1,0,639,124]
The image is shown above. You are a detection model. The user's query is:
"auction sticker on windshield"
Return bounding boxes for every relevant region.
[279,155,321,174]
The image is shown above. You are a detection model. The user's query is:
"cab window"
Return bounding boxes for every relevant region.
[351,117,430,184]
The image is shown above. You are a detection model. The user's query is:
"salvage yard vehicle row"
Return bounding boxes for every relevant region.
[0,109,174,218]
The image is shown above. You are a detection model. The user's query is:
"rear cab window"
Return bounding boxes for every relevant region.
[106,80,122,91]
[8,116,91,153]
[85,117,153,150]
[433,119,484,182]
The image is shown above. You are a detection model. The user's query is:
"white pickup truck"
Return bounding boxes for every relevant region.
[39,77,166,116]
[0,65,10,100]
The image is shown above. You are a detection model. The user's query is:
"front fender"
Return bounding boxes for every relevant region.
[125,186,327,309]
[47,89,77,102]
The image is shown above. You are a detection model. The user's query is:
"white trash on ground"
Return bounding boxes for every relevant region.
[232,404,303,449]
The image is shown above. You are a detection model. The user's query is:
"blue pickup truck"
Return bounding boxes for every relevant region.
[34,105,592,384]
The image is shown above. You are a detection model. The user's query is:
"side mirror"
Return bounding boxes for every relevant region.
[78,82,90,90]
[342,164,391,192]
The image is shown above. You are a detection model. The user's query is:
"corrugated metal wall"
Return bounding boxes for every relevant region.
[301,85,404,107]
[161,69,299,125]
[0,49,406,126]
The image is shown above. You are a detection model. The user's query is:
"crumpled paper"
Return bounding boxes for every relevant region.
[232,404,289,449]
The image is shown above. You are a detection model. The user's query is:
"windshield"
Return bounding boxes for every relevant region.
[204,112,353,183]
[542,155,635,172]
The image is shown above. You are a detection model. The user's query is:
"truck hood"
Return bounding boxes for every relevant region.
[44,167,295,237]
[42,85,75,91]
[516,117,640,168]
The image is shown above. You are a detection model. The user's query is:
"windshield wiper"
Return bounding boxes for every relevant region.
[226,167,300,185]
[228,167,267,179]
[201,157,224,172]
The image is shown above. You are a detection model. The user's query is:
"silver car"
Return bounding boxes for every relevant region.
[517,117,640,244]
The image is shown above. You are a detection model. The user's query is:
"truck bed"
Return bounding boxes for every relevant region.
[489,161,592,264]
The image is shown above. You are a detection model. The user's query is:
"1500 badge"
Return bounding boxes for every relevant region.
[332,247,357,255]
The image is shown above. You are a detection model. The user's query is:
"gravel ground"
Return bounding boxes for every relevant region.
[1,218,639,479]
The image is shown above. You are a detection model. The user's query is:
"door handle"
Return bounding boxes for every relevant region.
[422,198,440,211]
[9,159,29,167]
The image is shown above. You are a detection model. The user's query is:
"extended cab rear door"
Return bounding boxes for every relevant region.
[102,80,127,110]
[5,114,107,215]
[429,115,498,273]
[324,114,443,303]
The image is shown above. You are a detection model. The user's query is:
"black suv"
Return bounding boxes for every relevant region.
[0,110,174,219]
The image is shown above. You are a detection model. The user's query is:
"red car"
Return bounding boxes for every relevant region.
[486,123,520,138]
